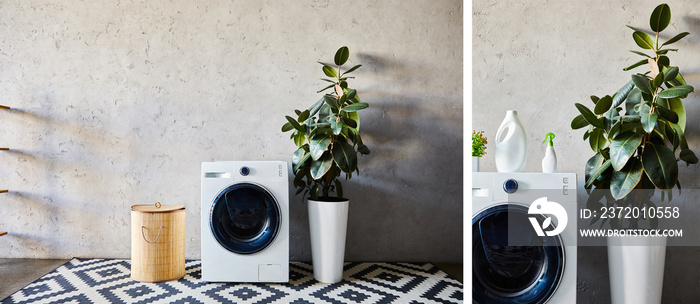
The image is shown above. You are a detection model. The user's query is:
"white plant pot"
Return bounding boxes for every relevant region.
[472,157,480,172]
[307,198,349,283]
[607,236,667,304]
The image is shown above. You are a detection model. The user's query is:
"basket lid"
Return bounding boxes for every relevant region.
[131,202,185,213]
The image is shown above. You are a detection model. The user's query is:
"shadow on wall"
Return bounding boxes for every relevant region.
[336,53,463,262]
[0,97,135,258]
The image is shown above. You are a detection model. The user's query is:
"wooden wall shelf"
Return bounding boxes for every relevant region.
[0,105,10,110]
[0,232,7,237]
[0,190,7,194]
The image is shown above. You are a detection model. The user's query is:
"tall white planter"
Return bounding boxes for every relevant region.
[307,199,349,283]
[607,236,667,304]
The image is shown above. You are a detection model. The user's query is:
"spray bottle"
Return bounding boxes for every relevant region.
[542,132,557,173]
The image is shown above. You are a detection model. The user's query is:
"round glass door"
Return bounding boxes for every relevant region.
[210,182,281,254]
[472,204,564,304]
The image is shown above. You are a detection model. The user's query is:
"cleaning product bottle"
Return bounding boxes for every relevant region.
[495,110,527,172]
[541,132,557,173]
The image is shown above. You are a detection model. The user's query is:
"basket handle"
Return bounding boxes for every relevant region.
[141,225,163,244]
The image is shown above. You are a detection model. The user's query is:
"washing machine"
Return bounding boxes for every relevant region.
[201,161,289,282]
[472,172,577,303]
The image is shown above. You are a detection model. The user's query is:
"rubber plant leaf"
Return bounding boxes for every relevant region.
[575,103,605,129]
[610,157,643,200]
[610,132,643,171]
[650,3,671,32]
[642,142,678,189]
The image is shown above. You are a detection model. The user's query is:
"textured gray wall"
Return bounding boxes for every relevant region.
[0,1,463,262]
[474,0,700,302]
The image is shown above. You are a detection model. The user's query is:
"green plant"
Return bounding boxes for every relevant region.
[281,46,370,200]
[571,4,697,228]
[472,130,487,157]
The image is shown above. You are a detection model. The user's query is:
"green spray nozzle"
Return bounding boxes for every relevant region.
[542,132,555,146]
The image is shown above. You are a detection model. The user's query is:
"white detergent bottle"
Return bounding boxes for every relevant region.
[541,132,557,173]
[495,110,527,172]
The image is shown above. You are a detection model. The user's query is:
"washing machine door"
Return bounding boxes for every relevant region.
[210,182,281,254]
[472,204,564,304]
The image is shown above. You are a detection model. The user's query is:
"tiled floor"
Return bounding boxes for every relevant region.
[0,259,463,301]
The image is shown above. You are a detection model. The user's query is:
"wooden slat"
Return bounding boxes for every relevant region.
[0,190,7,194]
[0,105,9,110]
[0,148,8,150]
[0,232,7,237]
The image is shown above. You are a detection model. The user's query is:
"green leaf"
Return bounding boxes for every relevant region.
[292,147,307,166]
[309,134,332,160]
[589,128,606,152]
[610,132,643,171]
[680,149,699,165]
[342,102,369,112]
[293,131,306,147]
[308,96,325,117]
[310,152,333,180]
[655,106,679,124]
[358,143,370,155]
[331,120,342,135]
[334,46,349,66]
[629,50,652,58]
[653,72,665,89]
[623,59,648,71]
[346,111,360,130]
[633,31,654,49]
[611,158,643,200]
[334,179,343,198]
[342,64,362,76]
[642,143,678,189]
[631,74,653,94]
[594,95,613,115]
[281,122,294,132]
[323,94,339,111]
[658,56,670,68]
[661,66,679,82]
[571,115,590,129]
[662,32,690,47]
[286,115,305,132]
[344,89,357,101]
[297,109,310,122]
[585,153,611,188]
[625,88,643,114]
[341,116,357,128]
[657,97,686,131]
[650,3,671,32]
[657,85,694,98]
[293,150,312,171]
[641,113,658,133]
[332,139,357,173]
[317,83,335,93]
[590,95,600,104]
[575,103,605,129]
[322,65,338,78]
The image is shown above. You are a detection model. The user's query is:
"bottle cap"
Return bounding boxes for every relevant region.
[542,132,555,146]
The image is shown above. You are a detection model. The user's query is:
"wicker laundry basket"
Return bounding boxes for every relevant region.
[131,202,186,282]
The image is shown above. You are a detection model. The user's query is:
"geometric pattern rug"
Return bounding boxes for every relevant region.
[1,258,463,304]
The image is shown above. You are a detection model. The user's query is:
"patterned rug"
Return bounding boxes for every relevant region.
[1,258,463,304]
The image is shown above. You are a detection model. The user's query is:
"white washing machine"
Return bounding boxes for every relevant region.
[201,161,289,282]
[472,172,577,303]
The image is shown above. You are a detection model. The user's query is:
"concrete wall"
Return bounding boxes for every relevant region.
[474,0,700,302]
[0,1,463,262]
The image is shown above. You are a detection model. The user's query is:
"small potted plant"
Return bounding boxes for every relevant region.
[472,130,487,172]
[570,4,695,303]
[281,46,369,283]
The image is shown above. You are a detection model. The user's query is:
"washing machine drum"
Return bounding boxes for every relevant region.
[472,204,564,304]
[210,183,281,254]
